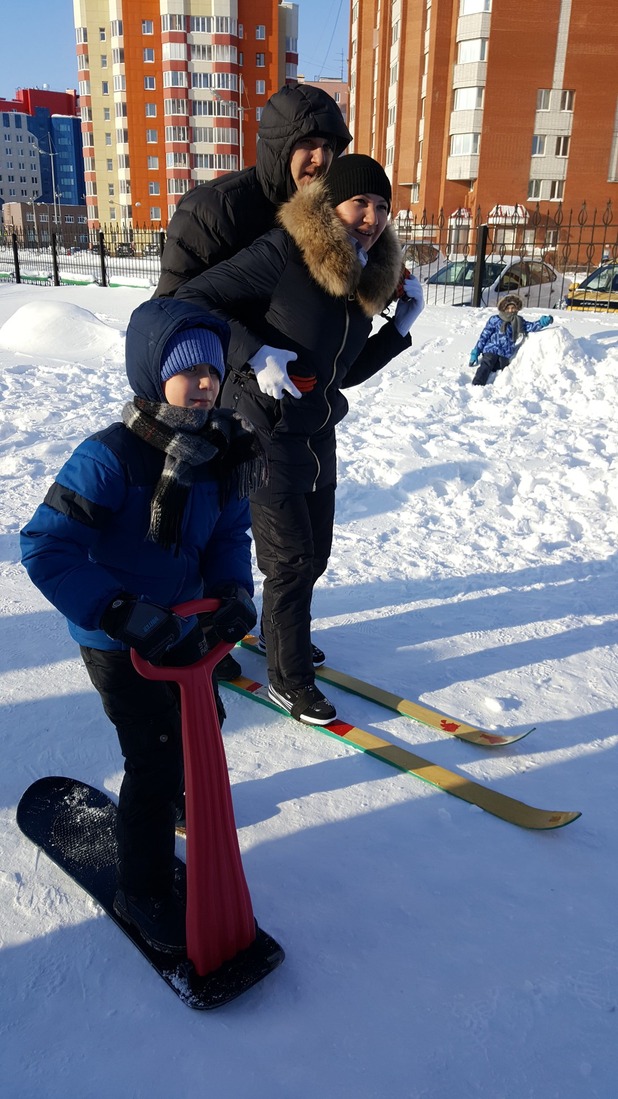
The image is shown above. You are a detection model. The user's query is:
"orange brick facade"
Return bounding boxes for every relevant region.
[73,0,298,228]
[349,0,618,224]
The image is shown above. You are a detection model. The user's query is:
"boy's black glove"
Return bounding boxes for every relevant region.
[100,595,186,664]
[201,582,257,645]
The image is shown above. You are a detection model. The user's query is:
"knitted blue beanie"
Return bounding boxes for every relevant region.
[160,326,226,383]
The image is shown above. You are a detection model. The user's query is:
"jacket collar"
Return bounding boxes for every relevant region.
[276,178,402,318]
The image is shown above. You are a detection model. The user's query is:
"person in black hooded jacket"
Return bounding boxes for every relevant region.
[154,83,351,299]
[175,155,425,726]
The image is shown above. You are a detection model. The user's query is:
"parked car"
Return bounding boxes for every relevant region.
[142,241,161,257]
[401,240,446,283]
[115,242,135,257]
[424,255,567,307]
[562,263,618,311]
[91,242,108,256]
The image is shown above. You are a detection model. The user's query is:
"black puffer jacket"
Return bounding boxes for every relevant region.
[154,84,351,298]
[175,179,410,498]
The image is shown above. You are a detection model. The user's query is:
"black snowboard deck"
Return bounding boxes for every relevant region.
[17,776,284,1010]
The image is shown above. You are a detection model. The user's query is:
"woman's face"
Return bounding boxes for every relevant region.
[335,193,390,251]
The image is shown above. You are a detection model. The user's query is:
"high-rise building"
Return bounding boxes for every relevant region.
[73,0,299,228]
[349,0,618,224]
[0,87,85,212]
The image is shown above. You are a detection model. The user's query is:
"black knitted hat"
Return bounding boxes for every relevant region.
[326,154,392,212]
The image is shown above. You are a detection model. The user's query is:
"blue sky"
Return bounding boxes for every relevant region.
[1,1,349,100]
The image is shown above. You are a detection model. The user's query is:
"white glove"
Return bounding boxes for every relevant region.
[248,344,301,399]
[394,274,425,336]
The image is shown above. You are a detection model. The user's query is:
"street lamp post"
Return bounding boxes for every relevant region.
[29,134,61,234]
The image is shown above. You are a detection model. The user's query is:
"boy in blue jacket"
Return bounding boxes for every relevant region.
[20,298,264,954]
[469,293,554,386]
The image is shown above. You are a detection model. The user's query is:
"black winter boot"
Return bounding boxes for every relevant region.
[113,888,186,954]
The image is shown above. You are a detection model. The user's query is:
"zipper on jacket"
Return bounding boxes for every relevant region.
[309,302,350,492]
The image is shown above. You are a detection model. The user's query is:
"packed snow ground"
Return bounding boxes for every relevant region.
[1,284,617,1098]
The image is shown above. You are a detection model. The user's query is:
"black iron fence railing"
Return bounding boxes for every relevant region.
[1,203,616,311]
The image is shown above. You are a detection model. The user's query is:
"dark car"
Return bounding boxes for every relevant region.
[143,242,162,257]
[116,242,136,258]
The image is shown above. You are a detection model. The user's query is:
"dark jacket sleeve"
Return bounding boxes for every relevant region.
[155,189,238,298]
[174,230,290,370]
[341,319,411,388]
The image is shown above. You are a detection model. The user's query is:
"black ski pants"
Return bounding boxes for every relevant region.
[472,352,510,386]
[250,484,335,691]
[80,646,184,897]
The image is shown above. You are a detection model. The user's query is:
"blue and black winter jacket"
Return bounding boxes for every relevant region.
[20,299,253,651]
[472,313,549,362]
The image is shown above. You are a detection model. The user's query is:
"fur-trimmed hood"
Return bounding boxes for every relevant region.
[277,178,402,318]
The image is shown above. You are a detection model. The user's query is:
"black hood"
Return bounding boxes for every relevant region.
[125,298,230,402]
[255,83,351,204]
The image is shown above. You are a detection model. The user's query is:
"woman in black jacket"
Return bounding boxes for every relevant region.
[176,155,424,723]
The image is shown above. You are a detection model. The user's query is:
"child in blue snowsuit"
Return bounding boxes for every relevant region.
[469,293,554,386]
[20,297,264,954]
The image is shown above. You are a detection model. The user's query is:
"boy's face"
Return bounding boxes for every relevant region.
[504,303,519,315]
[163,362,221,409]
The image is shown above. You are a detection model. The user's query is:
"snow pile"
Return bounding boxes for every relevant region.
[1,285,617,1098]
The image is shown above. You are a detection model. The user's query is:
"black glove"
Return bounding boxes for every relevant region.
[100,595,185,663]
[159,622,210,667]
[202,582,257,645]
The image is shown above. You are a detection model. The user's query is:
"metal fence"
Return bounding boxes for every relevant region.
[396,199,617,310]
[0,225,166,290]
[1,201,617,311]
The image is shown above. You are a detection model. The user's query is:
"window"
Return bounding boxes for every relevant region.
[144,76,155,90]
[256,107,263,122]
[111,20,123,36]
[99,27,106,41]
[165,126,189,142]
[536,89,551,111]
[256,25,266,39]
[460,0,491,12]
[531,135,546,156]
[457,38,487,63]
[101,55,108,68]
[549,180,564,200]
[113,75,126,92]
[142,20,154,34]
[148,181,160,195]
[145,103,157,117]
[164,99,189,116]
[166,152,189,167]
[112,48,124,64]
[104,108,111,121]
[449,132,480,155]
[560,90,575,112]
[256,80,266,95]
[76,27,88,43]
[392,21,399,44]
[528,179,542,199]
[107,158,113,171]
[256,53,265,66]
[147,156,159,169]
[146,129,158,143]
[163,71,187,87]
[453,86,484,111]
[555,135,570,157]
[143,48,155,63]
[390,62,398,85]
[105,132,112,146]
[102,81,109,95]
[108,183,115,196]
[151,207,161,221]
[163,42,187,61]
[161,14,184,31]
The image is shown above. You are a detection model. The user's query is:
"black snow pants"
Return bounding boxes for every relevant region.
[80,646,184,897]
[472,352,510,386]
[250,484,335,691]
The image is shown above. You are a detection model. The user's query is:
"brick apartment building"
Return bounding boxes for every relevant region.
[349,0,618,237]
[73,0,299,229]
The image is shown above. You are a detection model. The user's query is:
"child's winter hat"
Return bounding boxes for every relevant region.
[326,153,392,212]
[160,326,226,384]
[497,293,523,312]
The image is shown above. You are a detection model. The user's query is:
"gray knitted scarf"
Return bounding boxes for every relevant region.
[498,310,526,342]
[122,397,266,552]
